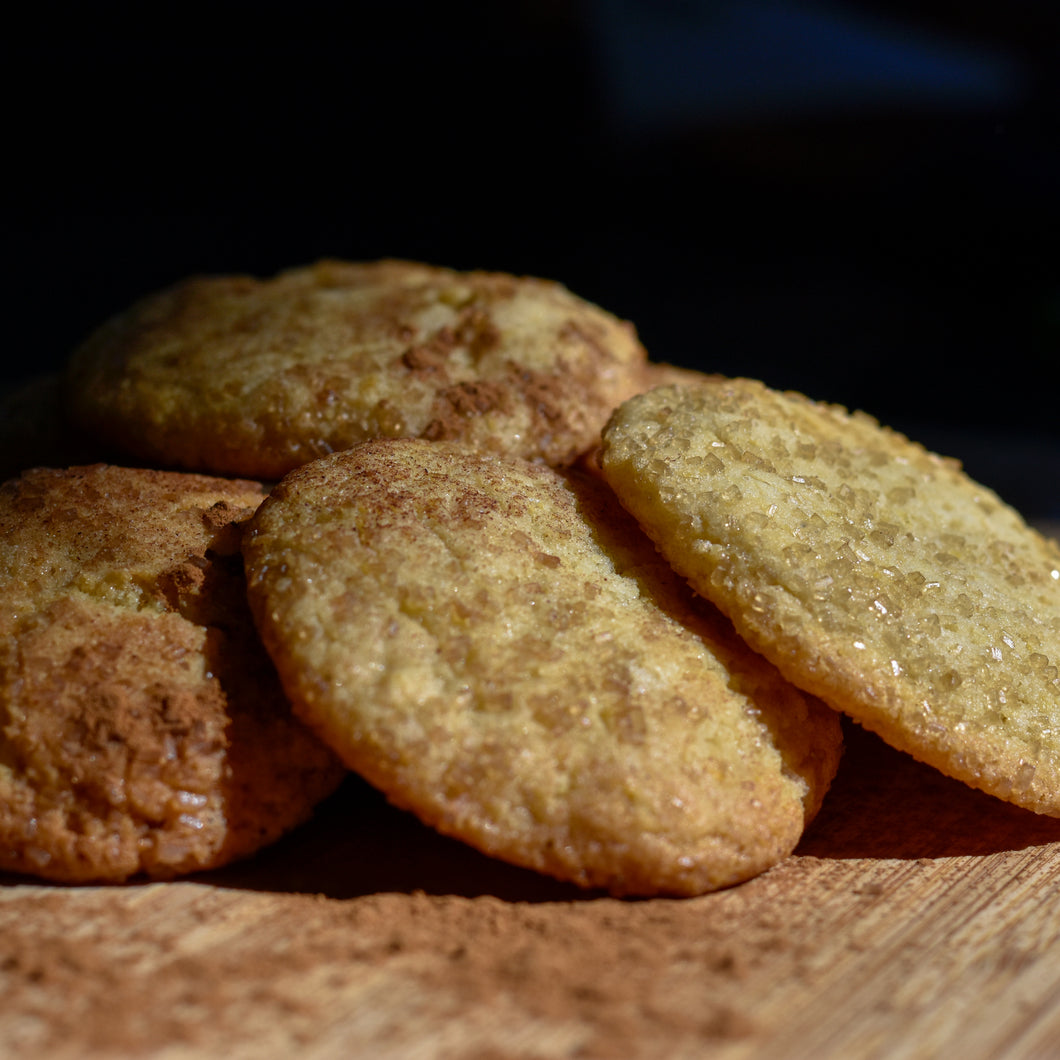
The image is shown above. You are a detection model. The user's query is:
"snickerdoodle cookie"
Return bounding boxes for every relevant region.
[600,378,1060,815]
[0,464,345,882]
[242,439,843,896]
[65,260,649,478]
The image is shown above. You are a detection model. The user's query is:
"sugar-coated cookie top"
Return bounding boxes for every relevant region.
[600,378,1060,815]
[243,438,842,896]
[66,259,649,478]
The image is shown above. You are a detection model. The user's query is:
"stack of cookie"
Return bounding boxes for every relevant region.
[2,260,1056,895]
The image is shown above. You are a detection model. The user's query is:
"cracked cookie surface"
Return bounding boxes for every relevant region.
[66,259,648,478]
[0,465,345,882]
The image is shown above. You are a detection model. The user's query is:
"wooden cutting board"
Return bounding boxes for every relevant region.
[3,718,1060,1060]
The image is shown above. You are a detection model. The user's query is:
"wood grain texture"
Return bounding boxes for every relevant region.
[3,719,1060,1059]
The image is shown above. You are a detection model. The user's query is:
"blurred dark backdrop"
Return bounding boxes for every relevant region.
[5,1,1059,512]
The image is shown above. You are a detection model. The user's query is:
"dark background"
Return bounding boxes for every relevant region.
[6,1,1059,514]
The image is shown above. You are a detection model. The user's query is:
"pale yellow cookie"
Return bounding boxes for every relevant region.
[65,260,649,478]
[577,363,719,478]
[243,439,843,896]
[0,465,346,882]
[600,378,1060,815]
